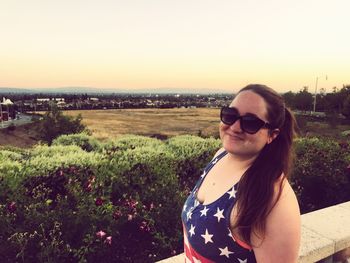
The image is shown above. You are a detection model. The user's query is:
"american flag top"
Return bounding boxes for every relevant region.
[181,151,256,263]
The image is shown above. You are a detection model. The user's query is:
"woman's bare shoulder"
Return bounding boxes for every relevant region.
[252,177,301,263]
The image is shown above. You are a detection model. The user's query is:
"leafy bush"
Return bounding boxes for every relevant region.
[1,134,350,262]
[0,149,26,202]
[25,145,103,177]
[102,134,163,153]
[291,137,350,213]
[0,135,184,262]
[52,133,101,152]
[39,105,87,145]
[165,135,221,192]
[341,130,350,137]
[98,144,184,261]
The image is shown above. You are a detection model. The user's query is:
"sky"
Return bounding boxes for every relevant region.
[1,0,349,93]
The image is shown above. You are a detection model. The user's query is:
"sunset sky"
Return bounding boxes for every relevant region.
[1,0,349,93]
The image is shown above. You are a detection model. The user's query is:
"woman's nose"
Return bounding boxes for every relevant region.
[229,119,243,133]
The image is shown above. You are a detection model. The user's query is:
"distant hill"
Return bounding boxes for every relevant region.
[0,87,231,94]
[0,87,35,93]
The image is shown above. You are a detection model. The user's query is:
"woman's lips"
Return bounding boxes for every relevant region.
[226,133,244,141]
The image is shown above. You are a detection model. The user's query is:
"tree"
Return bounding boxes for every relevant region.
[282,91,296,109]
[40,104,87,144]
[342,94,350,119]
[323,89,343,114]
[294,87,313,111]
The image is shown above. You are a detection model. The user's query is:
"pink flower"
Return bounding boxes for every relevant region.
[113,210,122,220]
[96,230,106,239]
[127,214,133,221]
[105,236,112,245]
[139,221,150,232]
[85,183,92,192]
[7,201,16,213]
[95,197,104,206]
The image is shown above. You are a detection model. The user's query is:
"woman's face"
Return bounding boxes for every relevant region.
[220,90,275,159]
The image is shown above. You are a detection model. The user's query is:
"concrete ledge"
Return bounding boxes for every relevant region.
[298,226,334,263]
[302,202,350,256]
[157,201,350,263]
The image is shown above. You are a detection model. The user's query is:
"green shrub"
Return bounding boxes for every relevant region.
[2,134,349,262]
[165,135,221,192]
[341,130,350,137]
[97,144,184,261]
[0,150,24,162]
[25,145,103,177]
[52,133,101,152]
[0,149,26,202]
[102,134,163,153]
[0,145,27,155]
[292,137,350,213]
[0,135,187,262]
[39,105,87,145]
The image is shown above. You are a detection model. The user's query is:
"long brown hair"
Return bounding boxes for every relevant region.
[232,84,297,245]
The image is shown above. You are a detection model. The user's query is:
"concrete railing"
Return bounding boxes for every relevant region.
[158,201,350,263]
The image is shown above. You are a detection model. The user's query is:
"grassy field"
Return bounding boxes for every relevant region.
[63,108,350,141]
[63,108,222,140]
[1,108,349,149]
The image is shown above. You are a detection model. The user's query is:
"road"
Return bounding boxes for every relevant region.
[0,113,34,129]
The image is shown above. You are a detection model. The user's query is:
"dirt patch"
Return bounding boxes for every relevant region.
[0,123,41,148]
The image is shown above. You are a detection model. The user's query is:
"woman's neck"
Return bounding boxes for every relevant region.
[225,152,257,172]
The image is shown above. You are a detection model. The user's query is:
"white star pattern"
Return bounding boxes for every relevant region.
[189,224,196,237]
[226,187,237,199]
[187,208,194,221]
[201,229,214,244]
[194,199,200,208]
[213,207,225,222]
[228,229,235,240]
[200,206,209,217]
[219,246,234,258]
[182,151,254,262]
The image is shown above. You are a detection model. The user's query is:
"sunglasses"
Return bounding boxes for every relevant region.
[220,106,273,134]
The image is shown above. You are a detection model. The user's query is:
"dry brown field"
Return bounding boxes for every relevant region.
[63,108,221,140]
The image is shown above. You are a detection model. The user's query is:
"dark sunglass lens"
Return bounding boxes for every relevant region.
[241,116,264,134]
[221,107,238,125]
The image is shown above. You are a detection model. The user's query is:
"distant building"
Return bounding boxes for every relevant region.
[37,98,51,102]
[1,97,15,121]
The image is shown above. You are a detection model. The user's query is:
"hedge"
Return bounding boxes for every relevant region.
[0,134,349,262]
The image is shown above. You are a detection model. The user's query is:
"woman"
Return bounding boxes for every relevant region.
[181,84,301,263]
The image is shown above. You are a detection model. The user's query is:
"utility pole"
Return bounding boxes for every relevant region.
[313,75,327,113]
[0,101,3,128]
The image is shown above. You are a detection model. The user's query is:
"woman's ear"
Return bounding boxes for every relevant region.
[267,129,280,144]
